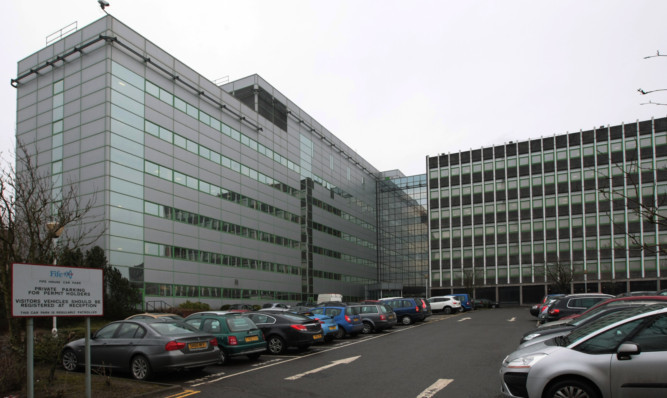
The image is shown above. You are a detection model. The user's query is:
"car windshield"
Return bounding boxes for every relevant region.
[563,304,667,345]
[149,321,198,336]
[226,316,257,332]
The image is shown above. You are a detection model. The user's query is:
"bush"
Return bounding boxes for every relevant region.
[0,342,25,395]
[177,301,210,311]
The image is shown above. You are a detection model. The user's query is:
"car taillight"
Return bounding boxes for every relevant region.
[314,318,324,324]
[228,336,238,345]
[549,309,560,315]
[415,306,421,312]
[379,314,386,320]
[290,324,307,331]
[165,341,186,351]
[345,315,351,322]
[210,338,218,347]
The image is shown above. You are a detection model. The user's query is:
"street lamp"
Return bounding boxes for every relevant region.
[46,221,64,337]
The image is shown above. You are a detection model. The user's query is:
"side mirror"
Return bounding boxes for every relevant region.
[617,342,640,360]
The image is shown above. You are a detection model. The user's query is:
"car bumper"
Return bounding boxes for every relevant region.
[151,349,222,372]
[225,341,267,357]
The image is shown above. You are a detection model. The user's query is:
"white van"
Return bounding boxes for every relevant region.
[317,293,343,304]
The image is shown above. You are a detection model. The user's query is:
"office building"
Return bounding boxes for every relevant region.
[427,119,667,304]
[13,15,430,307]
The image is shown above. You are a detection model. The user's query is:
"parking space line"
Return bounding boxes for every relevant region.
[165,389,200,398]
[416,379,453,398]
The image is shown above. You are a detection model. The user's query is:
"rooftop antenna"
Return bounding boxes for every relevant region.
[98,0,110,14]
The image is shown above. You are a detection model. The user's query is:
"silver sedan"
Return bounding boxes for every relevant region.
[62,319,220,380]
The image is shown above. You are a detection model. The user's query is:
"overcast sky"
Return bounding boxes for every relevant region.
[2,1,667,176]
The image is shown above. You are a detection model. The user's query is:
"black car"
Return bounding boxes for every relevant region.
[243,312,323,354]
[538,293,613,324]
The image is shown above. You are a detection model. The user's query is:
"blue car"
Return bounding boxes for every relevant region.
[311,304,363,338]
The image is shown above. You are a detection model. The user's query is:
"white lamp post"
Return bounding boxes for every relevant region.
[46,221,64,337]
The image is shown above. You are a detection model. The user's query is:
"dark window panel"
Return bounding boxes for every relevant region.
[570,158,581,169]
[641,147,653,160]
[531,163,542,174]
[596,129,609,142]
[532,186,543,196]
[462,195,471,205]
[461,151,470,163]
[556,135,568,148]
[451,175,460,186]
[496,169,505,180]
[568,132,580,145]
[610,125,623,140]
[624,123,638,138]
[494,146,505,158]
[430,199,440,209]
[582,130,595,144]
[497,234,506,244]
[508,189,518,200]
[450,153,459,165]
[571,204,583,215]
[583,156,595,167]
[557,159,569,171]
[472,149,481,161]
[520,187,531,198]
[429,178,439,188]
[439,154,448,165]
[473,172,482,182]
[518,141,529,154]
[519,165,530,176]
[473,193,483,203]
[508,210,518,221]
[484,192,495,202]
[484,170,494,180]
[506,144,517,156]
[531,139,542,152]
[483,147,494,160]
[570,180,582,192]
[440,177,449,187]
[507,167,517,178]
[545,184,556,195]
[542,137,554,149]
[429,157,439,168]
[440,197,449,207]
[520,209,531,219]
[558,205,569,216]
[496,191,506,201]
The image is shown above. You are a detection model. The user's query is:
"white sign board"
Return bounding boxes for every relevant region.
[12,263,104,317]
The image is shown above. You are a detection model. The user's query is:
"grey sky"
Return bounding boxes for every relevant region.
[2,1,667,176]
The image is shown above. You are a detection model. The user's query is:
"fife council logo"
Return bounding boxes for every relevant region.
[49,269,74,279]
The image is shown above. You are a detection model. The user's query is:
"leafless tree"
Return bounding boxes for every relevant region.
[0,141,102,345]
[545,258,573,294]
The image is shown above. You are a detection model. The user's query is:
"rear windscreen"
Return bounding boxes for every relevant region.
[227,316,256,332]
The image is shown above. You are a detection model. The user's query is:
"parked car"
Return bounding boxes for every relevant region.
[472,298,499,309]
[261,303,291,310]
[379,297,430,325]
[261,307,339,342]
[126,313,184,321]
[61,319,219,380]
[529,294,565,317]
[500,304,667,398]
[544,295,667,326]
[243,312,323,354]
[537,293,613,324]
[224,304,255,312]
[184,311,266,364]
[443,294,472,311]
[310,303,364,338]
[428,296,462,314]
[615,290,657,297]
[355,303,397,334]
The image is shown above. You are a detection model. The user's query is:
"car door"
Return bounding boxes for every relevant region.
[90,322,123,368]
[609,314,667,397]
[102,322,146,370]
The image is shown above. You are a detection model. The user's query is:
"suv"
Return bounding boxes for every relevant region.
[379,297,431,325]
[311,303,363,338]
[443,294,472,311]
[428,296,461,314]
[184,311,266,364]
[538,293,613,324]
[354,303,397,334]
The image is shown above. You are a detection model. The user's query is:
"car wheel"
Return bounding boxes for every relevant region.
[218,348,228,365]
[247,353,261,361]
[401,316,412,325]
[62,349,78,372]
[361,322,373,334]
[335,326,346,339]
[267,336,286,355]
[544,379,599,398]
[130,355,152,381]
[443,307,452,315]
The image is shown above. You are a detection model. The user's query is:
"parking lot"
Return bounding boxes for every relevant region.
[144,306,529,398]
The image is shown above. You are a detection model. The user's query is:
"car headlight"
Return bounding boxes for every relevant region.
[506,353,548,369]
[524,333,541,341]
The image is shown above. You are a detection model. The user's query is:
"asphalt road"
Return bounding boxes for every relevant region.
[153,306,534,398]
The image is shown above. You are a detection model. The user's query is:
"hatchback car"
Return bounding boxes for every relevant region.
[537,293,613,324]
[311,304,364,338]
[243,312,323,354]
[184,311,266,364]
[443,294,472,311]
[61,319,219,380]
[379,297,430,325]
[500,304,667,398]
[260,307,340,342]
[354,303,397,334]
[428,296,461,314]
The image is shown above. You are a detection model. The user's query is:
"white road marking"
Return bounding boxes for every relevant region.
[508,317,516,322]
[417,379,453,398]
[458,317,471,322]
[285,355,361,380]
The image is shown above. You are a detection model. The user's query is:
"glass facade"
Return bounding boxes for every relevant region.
[375,171,429,298]
[14,16,383,308]
[428,121,667,304]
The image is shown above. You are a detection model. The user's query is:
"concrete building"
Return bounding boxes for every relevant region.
[427,119,667,304]
[13,15,430,308]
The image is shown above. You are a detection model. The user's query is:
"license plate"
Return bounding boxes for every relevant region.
[313,334,323,340]
[245,335,259,342]
[329,326,336,330]
[188,342,207,350]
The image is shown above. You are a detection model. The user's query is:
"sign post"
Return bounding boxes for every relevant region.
[12,263,104,398]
